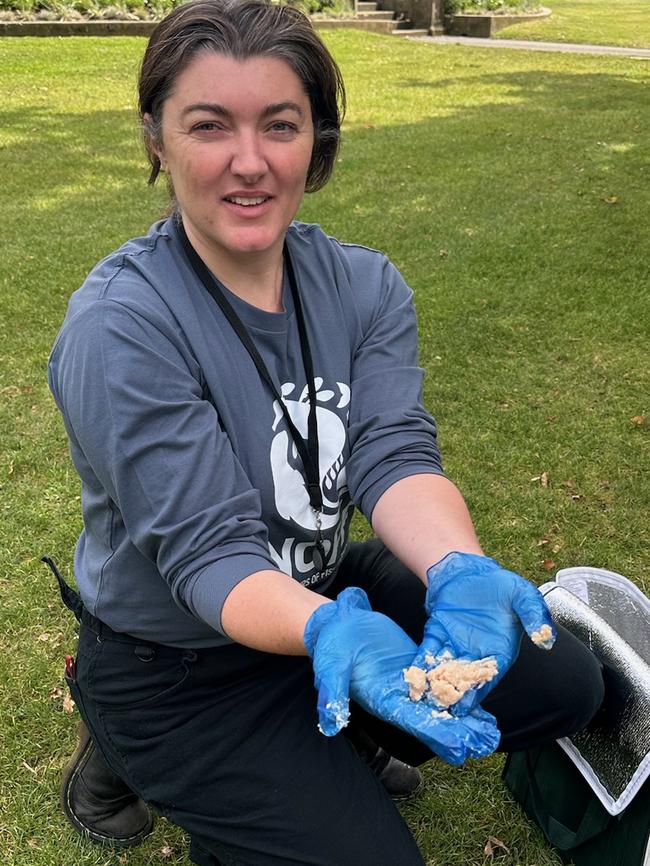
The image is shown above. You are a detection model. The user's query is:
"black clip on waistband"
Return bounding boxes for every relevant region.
[41,556,83,622]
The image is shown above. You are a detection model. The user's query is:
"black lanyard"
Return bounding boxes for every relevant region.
[177,220,324,519]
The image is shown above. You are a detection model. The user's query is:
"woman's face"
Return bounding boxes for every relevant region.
[151,51,315,268]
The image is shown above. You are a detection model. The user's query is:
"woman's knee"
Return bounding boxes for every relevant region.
[486,625,605,750]
[548,633,605,732]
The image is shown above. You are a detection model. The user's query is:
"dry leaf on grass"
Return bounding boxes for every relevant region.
[50,684,75,713]
[531,471,549,487]
[631,415,646,426]
[542,559,556,571]
[484,835,510,857]
[160,845,174,858]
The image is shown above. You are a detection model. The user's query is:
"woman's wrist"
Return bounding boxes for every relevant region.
[221,569,333,655]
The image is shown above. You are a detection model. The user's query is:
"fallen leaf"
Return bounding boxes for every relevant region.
[160,845,173,857]
[38,633,50,642]
[602,195,619,204]
[439,249,449,258]
[362,123,374,129]
[552,542,563,554]
[484,835,510,857]
[542,559,556,571]
[531,472,549,487]
[536,537,550,547]
[63,693,76,714]
[49,687,63,701]
[631,415,646,425]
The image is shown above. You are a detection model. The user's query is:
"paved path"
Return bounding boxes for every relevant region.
[412,34,650,59]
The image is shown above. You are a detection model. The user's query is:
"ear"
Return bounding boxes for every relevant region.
[143,112,166,170]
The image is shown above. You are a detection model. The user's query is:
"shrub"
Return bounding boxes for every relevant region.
[444,0,540,14]
[0,0,350,16]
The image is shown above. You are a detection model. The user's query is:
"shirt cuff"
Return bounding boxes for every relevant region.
[186,553,283,635]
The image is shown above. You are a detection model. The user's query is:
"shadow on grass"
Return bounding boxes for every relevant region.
[395,66,647,113]
[1,64,646,214]
[2,63,648,354]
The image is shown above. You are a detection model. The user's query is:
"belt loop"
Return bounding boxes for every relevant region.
[135,645,156,662]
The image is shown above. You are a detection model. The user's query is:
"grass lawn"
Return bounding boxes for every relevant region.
[1,29,649,866]
[497,0,650,48]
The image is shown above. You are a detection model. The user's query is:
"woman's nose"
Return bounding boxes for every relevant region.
[230,132,267,181]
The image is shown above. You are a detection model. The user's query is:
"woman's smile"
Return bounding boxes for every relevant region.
[222,190,274,215]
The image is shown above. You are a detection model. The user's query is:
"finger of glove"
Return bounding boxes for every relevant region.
[317,688,350,737]
[405,705,499,765]
[382,689,500,765]
[511,582,557,650]
[313,655,353,737]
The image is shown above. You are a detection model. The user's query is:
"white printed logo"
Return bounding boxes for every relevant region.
[267,378,352,581]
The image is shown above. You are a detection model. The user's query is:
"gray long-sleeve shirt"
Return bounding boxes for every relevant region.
[48,217,443,647]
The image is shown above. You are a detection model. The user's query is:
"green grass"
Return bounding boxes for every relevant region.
[1,30,649,866]
[497,0,650,48]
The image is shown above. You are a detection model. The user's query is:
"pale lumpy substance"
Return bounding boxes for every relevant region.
[404,653,498,710]
[530,623,554,649]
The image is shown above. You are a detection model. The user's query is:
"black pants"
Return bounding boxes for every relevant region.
[72,540,604,866]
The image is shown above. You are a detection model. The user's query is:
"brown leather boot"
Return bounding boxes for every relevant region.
[61,722,154,846]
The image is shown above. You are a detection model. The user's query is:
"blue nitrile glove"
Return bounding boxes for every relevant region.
[413,551,556,714]
[303,586,501,766]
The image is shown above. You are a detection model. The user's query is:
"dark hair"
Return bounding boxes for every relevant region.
[139,0,345,193]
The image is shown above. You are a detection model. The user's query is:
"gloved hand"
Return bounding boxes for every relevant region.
[412,551,556,713]
[304,587,501,766]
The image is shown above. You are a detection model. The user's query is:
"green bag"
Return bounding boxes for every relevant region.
[503,742,650,866]
[503,572,650,866]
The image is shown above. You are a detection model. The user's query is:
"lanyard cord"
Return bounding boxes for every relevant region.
[177,220,323,514]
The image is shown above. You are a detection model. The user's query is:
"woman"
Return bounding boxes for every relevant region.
[48,1,604,863]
